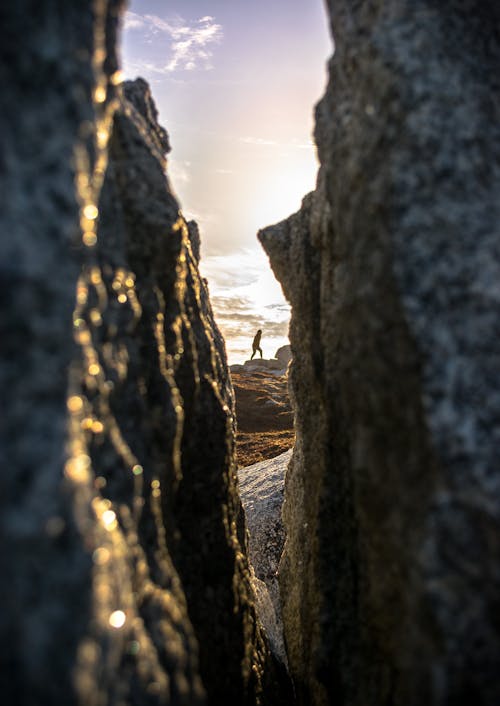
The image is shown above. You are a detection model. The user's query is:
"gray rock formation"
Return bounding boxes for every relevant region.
[0,5,291,705]
[238,449,292,665]
[259,3,500,705]
[274,346,292,368]
[231,359,287,376]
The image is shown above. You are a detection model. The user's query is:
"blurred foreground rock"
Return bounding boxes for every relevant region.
[260,2,500,705]
[0,4,291,705]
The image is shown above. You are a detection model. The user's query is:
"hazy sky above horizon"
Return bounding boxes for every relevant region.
[121,1,332,362]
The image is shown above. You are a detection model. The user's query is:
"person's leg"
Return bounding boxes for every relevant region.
[259,346,263,358]
[251,349,255,360]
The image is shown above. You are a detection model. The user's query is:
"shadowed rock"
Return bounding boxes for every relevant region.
[0,2,131,703]
[74,76,289,705]
[260,3,500,705]
[0,5,292,704]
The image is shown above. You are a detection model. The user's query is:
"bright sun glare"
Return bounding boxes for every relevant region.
[122,0,331,363]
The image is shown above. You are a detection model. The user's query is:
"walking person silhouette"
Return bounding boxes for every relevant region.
[250,329,263,360]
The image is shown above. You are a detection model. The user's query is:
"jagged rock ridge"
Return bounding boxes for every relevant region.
[260,2,500,705]
[0,4,291,705]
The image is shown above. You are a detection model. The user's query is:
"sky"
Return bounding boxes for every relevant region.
[121,0,332,363]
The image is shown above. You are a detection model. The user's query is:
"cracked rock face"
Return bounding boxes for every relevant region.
[0,5,291,705]
[260,3,500,706]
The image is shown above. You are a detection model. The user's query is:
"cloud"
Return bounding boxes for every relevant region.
[200,249,290,363]
[265,303,290,312]
[182,208,220,234]
[168,158,191,185]
[211,295,256,318]
[124,12,147,30]
[218,320,289,340]
[239,136,316,151]
[210,294,289,335]
[124,12,223,73]
[201,252,263,291]
[240,136,278,147]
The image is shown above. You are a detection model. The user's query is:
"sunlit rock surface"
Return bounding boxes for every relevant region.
[0,5,291,704]
[260,3,500,705]
[231,369,294,468]
[274,345,292,368]
[238,450,292,665]
[231,359,287,376]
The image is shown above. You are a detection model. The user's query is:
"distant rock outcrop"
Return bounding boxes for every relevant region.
[260,3,500,706]
[0,5,291,705]
[231,370,294,467]
[230,347,291,377]
[274,346,292,368]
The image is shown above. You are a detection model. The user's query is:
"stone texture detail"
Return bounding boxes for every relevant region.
[0,5,291,704]
[259,3,500,705]
[238,450,292,664]
[0,3,129,703]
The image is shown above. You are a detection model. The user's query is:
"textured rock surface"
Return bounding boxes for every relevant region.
[232,359,287,375]
[0,5,291,704]
[0,3,131,703]
[238,449,291,635]
[238,451,291,667]
[231,370,294,467]
[260,3,500,705]
[274,346,292,368]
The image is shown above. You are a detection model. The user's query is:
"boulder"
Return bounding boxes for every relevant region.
[243,359,286,375]
[238,450,293,665]
[274,345,292,367]
[259,2,500,705]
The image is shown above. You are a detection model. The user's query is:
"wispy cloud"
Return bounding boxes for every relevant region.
[168,158,191,185]
[201,251,263,291]
[200,249,290,363]
[290,138,315,150]
[124,12,147,30]
[210,294,289,353]
[240,136,278,147]
[124,12,223,73]
[239,136,316,151]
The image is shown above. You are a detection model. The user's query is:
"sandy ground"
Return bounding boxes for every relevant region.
[231,370,295,467]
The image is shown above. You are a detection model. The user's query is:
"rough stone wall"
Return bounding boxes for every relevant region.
[0,5,290,705]
[259,3,500,705]
[0,3,131,703]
